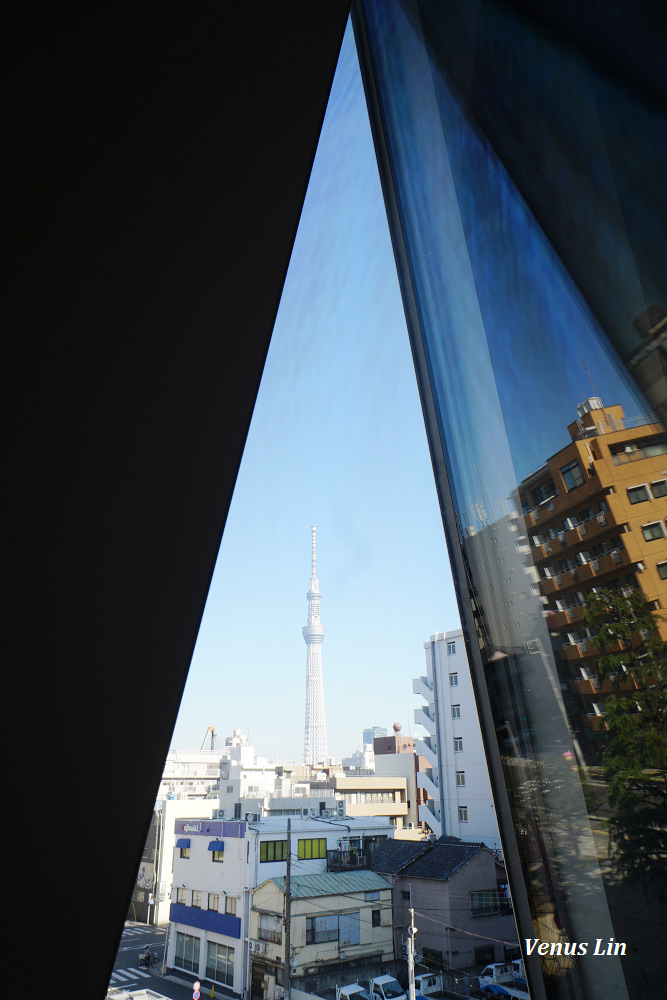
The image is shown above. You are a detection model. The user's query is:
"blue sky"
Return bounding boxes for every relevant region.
[170,22,459,760]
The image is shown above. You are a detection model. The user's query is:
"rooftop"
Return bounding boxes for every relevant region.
[371,836,489,879]
[269,870,391,898]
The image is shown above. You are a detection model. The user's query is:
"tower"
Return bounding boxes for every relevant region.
[302,526,328,765]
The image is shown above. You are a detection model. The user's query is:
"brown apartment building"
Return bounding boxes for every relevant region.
[519,397,667,757]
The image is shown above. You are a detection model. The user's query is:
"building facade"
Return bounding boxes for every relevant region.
[165,815,395,994]
[250,871,394,999]
[413,631,500,848]
[371,837,517,971]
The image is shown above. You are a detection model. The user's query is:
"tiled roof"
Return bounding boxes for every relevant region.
[270,870,391,898]
[369,839,432,874]
[371,836,486,880]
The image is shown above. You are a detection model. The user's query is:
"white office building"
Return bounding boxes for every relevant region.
[413,630,500,848]
[165,814,395,994]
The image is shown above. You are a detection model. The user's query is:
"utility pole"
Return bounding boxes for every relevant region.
[407,888,416,1000]
[285,818,292,1000]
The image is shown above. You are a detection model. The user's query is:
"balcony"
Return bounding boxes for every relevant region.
[416,737,437,769]
[258,927,282,945]
[413,675,433,701]
[417,769,439,802]
[582,712,609,732]
[418,800,442,838]
[561,640,594,660]
[326,849,371,872]
[414,705,436,735]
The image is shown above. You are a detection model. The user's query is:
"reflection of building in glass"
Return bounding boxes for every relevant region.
[353,2,666,997]
[520,398,667,760]
[413,631,500,848]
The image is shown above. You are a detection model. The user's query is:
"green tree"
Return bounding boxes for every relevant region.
[583,588,667,896]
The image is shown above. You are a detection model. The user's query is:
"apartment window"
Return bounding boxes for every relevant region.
[226,785,234,793]
[372,909,381,927]
[192,890,202,908]
[306,913,338,944]
[627,484,650,504]
[658,563,667,580]
[475,946,495,965]
[456,771,466,786]
[365,891,381,901]
[471,891,499,917]
[447,641,456,654]
[179,847,190,859]
[458,806,468,822]
[306,912,360,945]
[225,896,237,915]
[651,479,667,498]
[642,522,666,542]
[451,704,461,719]
[206,941,234,986]
[208,894,219,912]
[449,672,458,687]
[560,459,585,491]
[175,931,200,973]
[454,737,463,752]
[176,887,186,904]
[401,890,411,901]
[298,838,327,860]
[260,840,288,862]
[211,850,224,863]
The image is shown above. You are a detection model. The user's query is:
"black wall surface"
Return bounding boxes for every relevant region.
[8,3,349,993]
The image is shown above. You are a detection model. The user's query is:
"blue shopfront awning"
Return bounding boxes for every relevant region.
[207,840,224,851]
[176,838,191,849]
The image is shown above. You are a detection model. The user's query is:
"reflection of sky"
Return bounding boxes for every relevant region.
[363,0,647,521]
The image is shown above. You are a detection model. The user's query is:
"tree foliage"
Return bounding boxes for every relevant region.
[582,588,667,895]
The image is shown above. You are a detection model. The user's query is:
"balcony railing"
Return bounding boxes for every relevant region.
[258,927,282,944]
[326,849,371,872]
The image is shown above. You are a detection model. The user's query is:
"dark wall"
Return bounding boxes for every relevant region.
[8,4,349,994]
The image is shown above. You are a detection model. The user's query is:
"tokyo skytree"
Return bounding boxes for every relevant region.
[302,526,328,765]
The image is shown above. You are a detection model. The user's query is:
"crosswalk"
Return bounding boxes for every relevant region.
[109,965,153,983]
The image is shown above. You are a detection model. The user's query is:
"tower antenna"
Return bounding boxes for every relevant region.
[303,526,328,766]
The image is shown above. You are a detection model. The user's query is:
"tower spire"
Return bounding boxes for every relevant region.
[303,526,328,765]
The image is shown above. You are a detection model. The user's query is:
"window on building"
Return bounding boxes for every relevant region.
[627,484,651,504]
[179,847,190,859]
[192,890,202,908]
[372,909,381,927]
[206,941,234,985]
[208,894,219,912]
[211,846,224,862]
[651,479,667,498]
[401,890,411,901]
[471,891,499,916]
[456,771,466,786]
[560,459,585,491]
[365,891,381,901]
[225,896,237,915]
[454,737,463,752]
[260,840,289,862]
[176,887,186,904]
[226,785,233,793]
[451,704,461,719]
[175,931,200,973]
[259,912,281,943]
[447,641,456,654]
[297,838,327,860]
[449,672,458,686]
[306,913,339,944]
[642,522,666,542]
[658,562,667,580]
[458,806,468,822]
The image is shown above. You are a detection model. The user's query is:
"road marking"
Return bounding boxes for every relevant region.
[127,967,152,978]
[111,970,134,980]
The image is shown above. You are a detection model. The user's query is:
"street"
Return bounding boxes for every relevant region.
[107,922,200,1000]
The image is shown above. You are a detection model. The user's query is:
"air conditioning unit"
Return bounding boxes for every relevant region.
[337,801,345,817]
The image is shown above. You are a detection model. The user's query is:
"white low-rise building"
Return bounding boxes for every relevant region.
[414,630,500,848]
[165,814,395,995]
